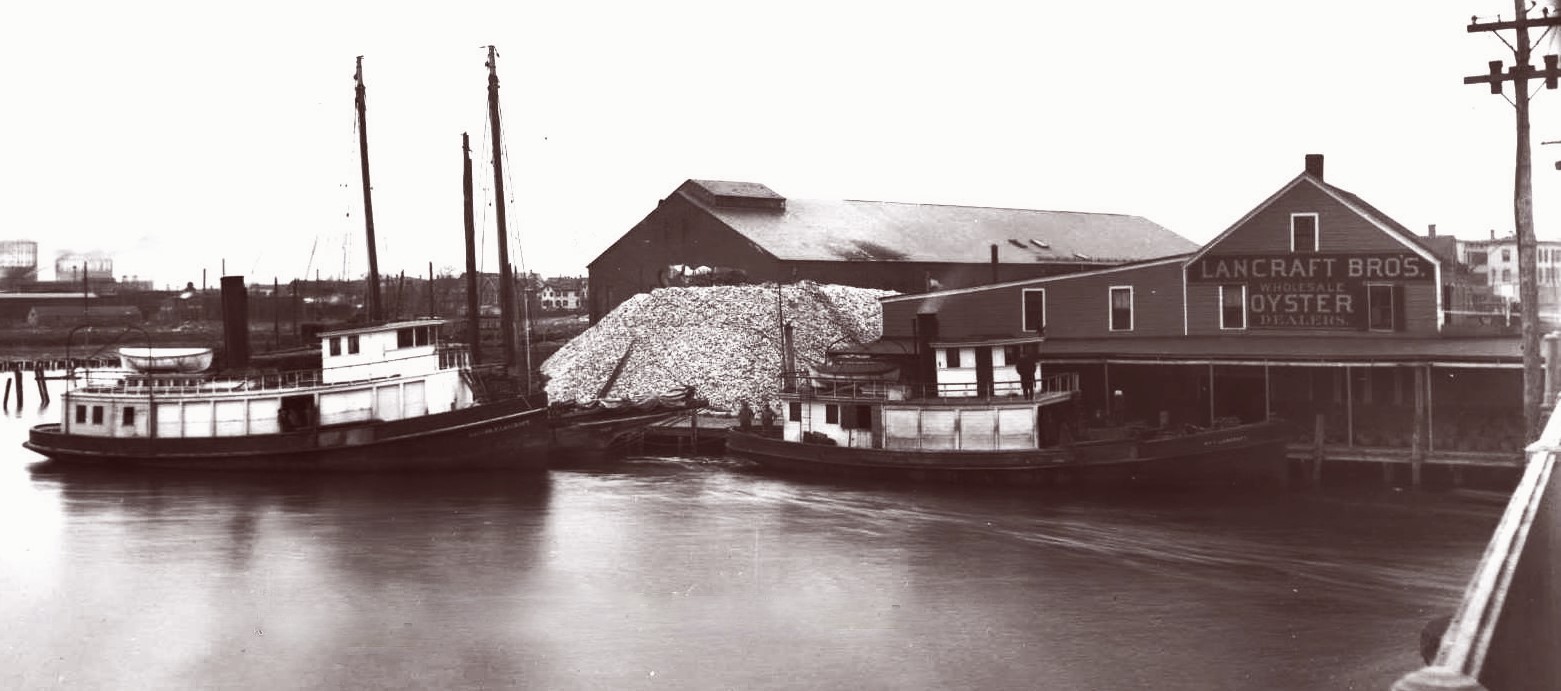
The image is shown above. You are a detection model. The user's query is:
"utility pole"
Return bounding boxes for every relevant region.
[1463,3,1561,442]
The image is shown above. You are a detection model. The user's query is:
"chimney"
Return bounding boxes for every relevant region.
[990,243,999,283]
[1304,154,1324,180]
[1491,228,1497,240]
[1428,224,1437,238]
[220,275,250,371]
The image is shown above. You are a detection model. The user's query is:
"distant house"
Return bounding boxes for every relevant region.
[539,277,586,311]
[587,179,1197,321]
[27,305,143,327]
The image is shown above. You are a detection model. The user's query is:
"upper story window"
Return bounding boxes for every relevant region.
[1502,248,1512,262]
[1291,213,1319,253]
[1109,286,1134,332]
[1367,283,1403,332]
[1021,289,1046,334]
[1219,284,1247,330]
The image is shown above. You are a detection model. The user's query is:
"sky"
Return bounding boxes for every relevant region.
[2,0,1559,288]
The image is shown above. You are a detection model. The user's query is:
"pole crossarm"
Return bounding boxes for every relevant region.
[1464,55,1561,92]
[1468,16,1561,33]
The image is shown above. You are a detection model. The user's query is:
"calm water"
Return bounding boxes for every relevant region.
[0,385,1502,690]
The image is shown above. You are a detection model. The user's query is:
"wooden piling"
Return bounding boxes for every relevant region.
[1311,413,1325,484]
[2,377,10,409]
[11,368,21,408]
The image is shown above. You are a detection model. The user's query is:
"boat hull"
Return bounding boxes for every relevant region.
[727,420,1294,486]
[24,397,551,471]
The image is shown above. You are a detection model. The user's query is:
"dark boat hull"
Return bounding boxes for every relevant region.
[727,420,1293,486]
[24,397,552,471]
[549,408,696,456]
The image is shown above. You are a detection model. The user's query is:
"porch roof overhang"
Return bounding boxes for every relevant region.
[1033,336,1523,368]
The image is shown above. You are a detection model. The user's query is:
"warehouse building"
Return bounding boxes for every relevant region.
[586,179,1198,321]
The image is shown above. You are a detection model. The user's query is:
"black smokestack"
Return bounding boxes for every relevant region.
[221,275,250,371]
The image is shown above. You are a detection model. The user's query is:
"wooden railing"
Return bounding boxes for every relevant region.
[1393,403,1561,690]
[782,371,1080,402]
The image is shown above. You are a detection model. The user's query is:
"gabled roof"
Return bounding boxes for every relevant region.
[677,180,1197,265]
[1187,163,1438,266]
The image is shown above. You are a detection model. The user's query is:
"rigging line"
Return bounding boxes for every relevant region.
[495,98,528,274]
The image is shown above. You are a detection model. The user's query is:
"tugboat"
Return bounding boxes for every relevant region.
[727,340,1292,485]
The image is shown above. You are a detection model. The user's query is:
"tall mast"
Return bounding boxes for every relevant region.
[354,56,384,323]
[486,45,517,370]
[462,133,482,364]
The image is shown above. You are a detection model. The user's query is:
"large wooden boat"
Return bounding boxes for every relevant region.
[728,349,1292,485]
[26,318,554,470]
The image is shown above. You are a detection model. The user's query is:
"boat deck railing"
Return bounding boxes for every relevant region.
[1393,403,1561,690]
[782,371,1080,403]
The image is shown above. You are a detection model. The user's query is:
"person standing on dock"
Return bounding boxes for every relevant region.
[737,400,754,431]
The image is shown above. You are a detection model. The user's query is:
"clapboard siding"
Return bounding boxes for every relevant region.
[1185,282,1439,336]
[882,260,1186,340]
[1203,180,1414,255]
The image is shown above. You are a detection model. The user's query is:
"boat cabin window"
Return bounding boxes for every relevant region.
[329,337,342,356]
[396,326,433,349]
[825,404,839,424]
[75,405,86,424]
[122,407,135,426]
[788,402,802,422]
[91,406,104,425]
[945,348,961,368]
[840,405,872,430]
[348,335,360,354]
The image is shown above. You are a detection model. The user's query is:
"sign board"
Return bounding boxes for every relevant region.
[1188,253,1432,329]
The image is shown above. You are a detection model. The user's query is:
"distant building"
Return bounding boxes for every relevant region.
[587,179,1198,321]
[27,305,142,327]
[539,276,586,311]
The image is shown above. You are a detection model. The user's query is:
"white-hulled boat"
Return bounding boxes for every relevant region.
[27,318,554,470]
[118,346,214,374]
[727,344,1292,485]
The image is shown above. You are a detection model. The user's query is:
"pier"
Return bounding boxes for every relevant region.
[1393,403,1561,690]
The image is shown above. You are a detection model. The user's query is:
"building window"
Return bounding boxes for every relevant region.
[75,405,86,424]
[1291,213,1319,253]
[1219,284,1247,330]
[122,407,135,426]
[329,337,342,356]
[1502,269,1512,283]
[91,406,104,424]
[825,404,839,425]
[347,335,360,354]
[397,328,413,348]
[1502,249,1511,262]
[945,348,961,368]
[788,401,802,422]
[1109,286,1134,332]
[1021,289,1046,333]
[1367,284,1403,332]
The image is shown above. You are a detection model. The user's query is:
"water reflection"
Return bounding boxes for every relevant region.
[0,431,1502,689]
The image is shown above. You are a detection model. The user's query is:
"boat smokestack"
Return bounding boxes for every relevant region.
[221,275,250,371]
[915,312,939,394]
